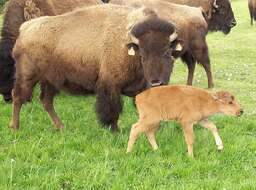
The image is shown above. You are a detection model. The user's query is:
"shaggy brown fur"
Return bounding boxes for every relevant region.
[10,5,181,131]
[127,85,243,157]
[249,0,256,25]
[160,0,236,34]
[110,0,215,88]
[0,0,101,102]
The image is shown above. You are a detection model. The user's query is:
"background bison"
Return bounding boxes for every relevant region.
[111,0,215,88]
[249,0,256,25]
[10,5,181,131]
[0,0,101,103]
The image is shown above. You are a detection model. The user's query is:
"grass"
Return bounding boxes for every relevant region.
[0,0,256,189]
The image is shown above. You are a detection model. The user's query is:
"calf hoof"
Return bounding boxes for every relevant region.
[217,145,224,151]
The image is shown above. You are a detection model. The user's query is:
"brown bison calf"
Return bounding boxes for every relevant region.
[249,0,256,25]
[127,85,243,157]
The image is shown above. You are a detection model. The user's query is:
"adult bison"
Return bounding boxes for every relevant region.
[10,5,181,131]
[0,0,102,103]
[111,0,214,88]
[161,0,237,34]
[249,0,256,25]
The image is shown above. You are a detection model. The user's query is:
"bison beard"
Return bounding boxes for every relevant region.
[96,84,123,132]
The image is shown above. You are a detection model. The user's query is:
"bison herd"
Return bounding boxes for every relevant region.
[0,0,252,136]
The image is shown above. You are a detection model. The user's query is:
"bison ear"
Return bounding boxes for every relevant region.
[126,43,139,56]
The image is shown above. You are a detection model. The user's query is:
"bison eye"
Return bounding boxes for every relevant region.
[228,101,233,105]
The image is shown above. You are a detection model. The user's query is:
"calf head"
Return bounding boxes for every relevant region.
[212,91,243,116]
[127,16,182,87]
[208,0,236,34]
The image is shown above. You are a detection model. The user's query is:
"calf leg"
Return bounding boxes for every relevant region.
[181,52,196,86]
[181,122,194,157]
[145,124,160,150]
[199,119,223,151]
[40,82,63,129]
[96,83,122,132]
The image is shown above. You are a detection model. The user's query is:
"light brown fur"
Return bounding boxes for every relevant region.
[127,85,243,157]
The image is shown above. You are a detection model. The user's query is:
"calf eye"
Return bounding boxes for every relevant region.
[228,101,233,105]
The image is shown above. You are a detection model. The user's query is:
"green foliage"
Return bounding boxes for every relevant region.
[0,0,255,189]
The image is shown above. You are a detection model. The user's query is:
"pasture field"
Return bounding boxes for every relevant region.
[0,0,256,189]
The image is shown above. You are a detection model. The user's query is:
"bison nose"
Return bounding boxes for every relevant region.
[3,94,12,103]
[149,80,163,87]
[230,21,237,27]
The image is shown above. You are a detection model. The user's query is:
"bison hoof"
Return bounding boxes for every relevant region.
[9,121,19,131]
[3,95,12,103]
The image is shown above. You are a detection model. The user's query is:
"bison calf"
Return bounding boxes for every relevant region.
[127,85,243,157]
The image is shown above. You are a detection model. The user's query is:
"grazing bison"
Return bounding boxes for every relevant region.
[249,0,256,25]
[10,5,181,131]
[0,0,102,103]
[111,0,214,88]
[161,0,237,34]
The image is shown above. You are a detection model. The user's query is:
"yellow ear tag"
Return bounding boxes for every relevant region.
[175,43,182,51]
[128,47,136,56]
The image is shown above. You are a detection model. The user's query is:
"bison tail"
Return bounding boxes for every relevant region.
[96,84,123,131]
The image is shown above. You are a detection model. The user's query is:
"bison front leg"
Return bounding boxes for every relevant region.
[96,84,122,132]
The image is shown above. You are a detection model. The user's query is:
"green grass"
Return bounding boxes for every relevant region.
[0,0,256,189]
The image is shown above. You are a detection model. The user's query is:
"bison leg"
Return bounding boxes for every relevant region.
[199,119,223,151]
[193,41,214,88]
[40,82,64,129]
[181,122,194,157]
[145,123,160,150]
[96,84,122,132]
[181,52,196,86]
[249,7,253,25]
[9,80,36,130]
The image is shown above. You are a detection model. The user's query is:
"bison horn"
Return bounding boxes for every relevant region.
[169,31,178,42]
[130,35,139,45]
[213,0,219,9]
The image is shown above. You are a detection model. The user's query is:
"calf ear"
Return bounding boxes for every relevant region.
[126,43,139,56]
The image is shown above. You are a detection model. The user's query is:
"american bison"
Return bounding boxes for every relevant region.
[249,0,256,25]
[160,0,237,34]
[111,0,214,88]
[0,0,102,103]
[127,85,243,157]
[10,5,182,131]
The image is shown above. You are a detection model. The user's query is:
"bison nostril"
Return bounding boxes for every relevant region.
[150,80,163,87]
[240,109,244,115]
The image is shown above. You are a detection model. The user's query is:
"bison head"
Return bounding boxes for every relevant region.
[127,17,182,87]
[208,0,236,34]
